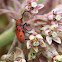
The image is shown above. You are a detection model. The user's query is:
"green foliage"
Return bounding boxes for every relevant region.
[0,14,9,26]
[0,24,15,48]
[37,0,43,4]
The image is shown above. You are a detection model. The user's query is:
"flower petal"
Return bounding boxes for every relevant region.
[45,29,50,35]
[33,46,38,52]
[54,55,62,61]
[28,51,36,61]
[48,15,54,20]
[52,32,57,37]
[50,24,58,30]
[28,52,32,61]
[40,40,46,47]
[32,0,38,2]
[25,5,31,11]
[27,0,31,3]
[53,37,61,44]
[40,25,50,31]
[29,35,35,40]
[36,34,43,40]
[31,9,38,14]
[33,41,39,46]
[46,36,52,45]
[37,4,44,9]
[31,2,37,8]
[55,14,62,21]
[27,40,32,49]
[14,47,25,60]
[20,59,26,62]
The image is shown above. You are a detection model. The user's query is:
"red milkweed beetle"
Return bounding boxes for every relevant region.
[15,11,31,43]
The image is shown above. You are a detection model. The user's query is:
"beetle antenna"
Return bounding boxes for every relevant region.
[21,11,30,20]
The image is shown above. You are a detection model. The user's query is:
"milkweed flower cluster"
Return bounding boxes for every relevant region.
[40,11,62,45]
[47,11,62,24]
[0,0,62,62]
[1,48,26,62]
[25,0,44,14]
[40,24,61,45]
[26,34,46,61]
[27,34,46,52]
[47,11,62,34]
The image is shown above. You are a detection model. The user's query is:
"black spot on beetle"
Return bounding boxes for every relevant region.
[16,25,18,27]
[17,29,18,30]
[20,35,22,37]
[19,29,21,32]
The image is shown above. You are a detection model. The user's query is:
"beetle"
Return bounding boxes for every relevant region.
[15,19,24,43]
[15,11,31,43]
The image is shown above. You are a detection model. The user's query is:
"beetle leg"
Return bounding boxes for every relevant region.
[23,23,30,27]
[23,29,25,35]
[25,39,29,40]
[23,23,27,26]
[22,23,30,31]
[25,31,32,35]
[24,28,31,31]
[23,27,32,35]
[16,25,18,27]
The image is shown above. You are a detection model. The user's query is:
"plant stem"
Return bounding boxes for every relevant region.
[8,35,17,54]
[18,42,21,49]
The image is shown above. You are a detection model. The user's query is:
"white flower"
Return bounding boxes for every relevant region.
[48,15,53,20]
[29,35,35,40]
[32,55,36,59]
[45,30,50,35]
[50,25,58,30]
[20,59,26,62]
[33,41,39,46]
[40,25,50,31]
[52,32,57,37]
[36,34,43,39]
[31,2,37,8]
[55,14,62,21]
[46,36,52,45]
[55,55,62,61]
